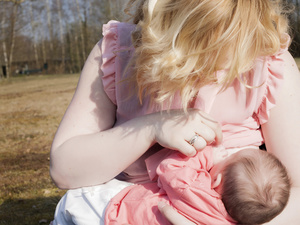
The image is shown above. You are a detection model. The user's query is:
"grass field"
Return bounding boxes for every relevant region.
[0,58,299,224]
[0,74,79,224]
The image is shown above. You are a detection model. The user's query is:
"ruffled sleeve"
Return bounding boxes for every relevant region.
[255,35,290,124]
[100,20,119,105]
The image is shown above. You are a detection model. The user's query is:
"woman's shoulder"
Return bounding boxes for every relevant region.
[100,20,136,105]
[103,20,136,28]
[102,20,136,40]
[253,44,297,124]
[101,20,136,55]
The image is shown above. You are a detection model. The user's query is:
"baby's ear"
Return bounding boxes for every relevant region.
[212,173,222,189]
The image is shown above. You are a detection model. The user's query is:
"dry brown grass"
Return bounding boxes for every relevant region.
[0,74,80,225]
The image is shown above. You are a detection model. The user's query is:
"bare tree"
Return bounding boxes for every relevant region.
[8,4,17,77]
[109,0,125,20]
[76,0,87,63]
[0,0,295,78]
[296,0,300,35]
[56,0,65,72]
[38,11,47,65]
[45,0,54,54]
[1,6,9,78]
[67,0,82,72]
[29,0,39,68]
[286,0,300,56]
[0,0,27,78]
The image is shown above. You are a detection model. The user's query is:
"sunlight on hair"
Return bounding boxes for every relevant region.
[126,0,290,110]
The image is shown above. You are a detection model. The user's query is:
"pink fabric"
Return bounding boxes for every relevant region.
[101,22,119,105]
[99,20,289,224]
[100,20,288,183]
[101,20,287,141]
[105,148,235,225]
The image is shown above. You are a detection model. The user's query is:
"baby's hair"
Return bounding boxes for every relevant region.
[125,0,290,110]
[222,150,291,224]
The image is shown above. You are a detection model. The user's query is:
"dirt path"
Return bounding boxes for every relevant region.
[0,74,79,224]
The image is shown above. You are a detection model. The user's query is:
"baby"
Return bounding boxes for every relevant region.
[105,146,291,225]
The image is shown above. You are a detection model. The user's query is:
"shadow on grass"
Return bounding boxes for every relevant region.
[0,196,62,225]
[0,150,50,173]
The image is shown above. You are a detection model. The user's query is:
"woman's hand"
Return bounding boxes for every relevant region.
[158,202,196,225]
[152,109,223,156]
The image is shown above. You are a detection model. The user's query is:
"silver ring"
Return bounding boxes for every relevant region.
[188,134,199,146]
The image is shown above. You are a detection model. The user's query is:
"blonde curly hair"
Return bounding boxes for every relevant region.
[125,0,290,110]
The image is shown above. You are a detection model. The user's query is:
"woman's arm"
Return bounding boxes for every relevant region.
[50,41,222,189]
[50,42,157,189]
[160,52,300,225]
[261,51,300,224]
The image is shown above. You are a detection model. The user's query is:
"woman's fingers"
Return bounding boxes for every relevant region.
[178,139,197,156]
[184,125,217,154]
[178,135,207,156]
[158,202,196,225]
[186,110,222,145]
[198,111,223,144]
[153,109,223,155]
[193,124,217,145]
[190,135,207,150]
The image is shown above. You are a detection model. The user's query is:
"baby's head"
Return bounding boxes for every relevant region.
[210,148,291,224]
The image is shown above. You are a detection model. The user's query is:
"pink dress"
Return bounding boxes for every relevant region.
[52,20,290,225]
[105,147,236,225]
[101,20,288,184]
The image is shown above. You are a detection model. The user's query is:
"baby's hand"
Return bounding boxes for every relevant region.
[212,146,229,165]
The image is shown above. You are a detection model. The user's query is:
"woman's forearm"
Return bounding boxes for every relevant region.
[50,114,155,189]
[50,108,222,189]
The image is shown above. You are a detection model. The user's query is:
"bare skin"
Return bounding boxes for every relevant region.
[50,38,300,224]
[159,51,300,225]
[50,42,222,189]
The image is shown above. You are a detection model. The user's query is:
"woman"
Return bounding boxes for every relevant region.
[50,0,300,224]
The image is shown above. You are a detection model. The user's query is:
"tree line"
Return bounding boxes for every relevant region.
[0,0,127,78]
[0,0,299,79]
